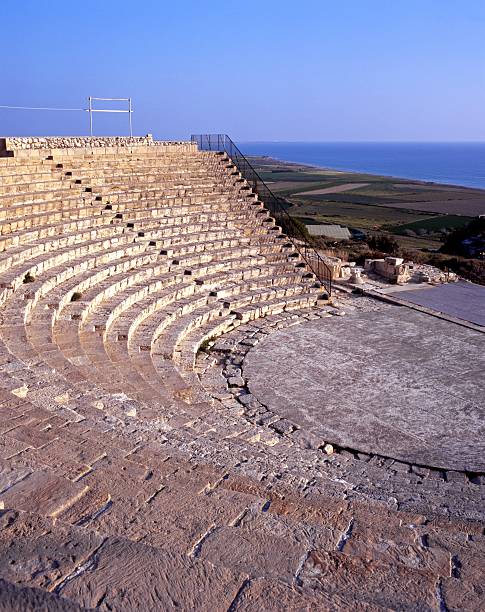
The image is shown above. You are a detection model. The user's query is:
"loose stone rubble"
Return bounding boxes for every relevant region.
[0,137,483,611]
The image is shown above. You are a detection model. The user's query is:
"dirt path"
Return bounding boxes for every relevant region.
[294,182,369,196]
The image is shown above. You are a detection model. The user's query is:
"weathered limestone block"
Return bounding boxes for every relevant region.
[0,470,88,517]
[298,550,437,609]
[60,538,245,611]
[198,524,308,583]
[0,510,103,591]
[0,578,85,612]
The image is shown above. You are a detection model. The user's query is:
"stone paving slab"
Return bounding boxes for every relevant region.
[244,305,485,472]
[387,281,485,327]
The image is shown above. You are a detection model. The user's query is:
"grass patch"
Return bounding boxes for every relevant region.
[276,181,349,196]
[292,200,434,230]
[258,171,337,183]
[393,234,443,250]
[389,215,472,235]
[198,335,217,353]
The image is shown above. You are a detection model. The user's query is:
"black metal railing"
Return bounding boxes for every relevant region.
[191,133,332,295]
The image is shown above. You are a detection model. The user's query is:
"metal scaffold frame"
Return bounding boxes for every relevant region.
[87,97,133,137]
[0,96,134,136]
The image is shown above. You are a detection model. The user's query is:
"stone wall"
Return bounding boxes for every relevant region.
[0,135,196,157]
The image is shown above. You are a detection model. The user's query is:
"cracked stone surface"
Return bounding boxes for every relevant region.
[244,305,485,472]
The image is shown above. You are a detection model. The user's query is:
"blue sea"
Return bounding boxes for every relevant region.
[239,142,485,190]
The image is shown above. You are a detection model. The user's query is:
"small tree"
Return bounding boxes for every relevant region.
[367,234,400,255]
[441,217,485,257]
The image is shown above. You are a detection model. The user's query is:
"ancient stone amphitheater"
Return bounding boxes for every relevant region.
[0,136,483,611]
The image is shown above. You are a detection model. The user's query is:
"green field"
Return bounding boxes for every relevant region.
[388,215,472,236]
[291,200,435,231]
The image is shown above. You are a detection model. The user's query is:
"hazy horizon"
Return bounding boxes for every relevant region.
[240,140,485,144]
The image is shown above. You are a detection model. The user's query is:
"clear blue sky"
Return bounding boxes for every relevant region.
[1,0,484,141]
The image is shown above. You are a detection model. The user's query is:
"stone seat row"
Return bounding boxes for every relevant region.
[0,188,259,229]
[0,153,224,176]
[0,208,273,268]
[0,178,247,212]
[0,164,209,182]
[1,148,206,164]
[0,200,250,243]
[0,154,237,208]
[0,187,279,274]
[161,285,320,362]
[0,161,230,188]
[68,164,238,182]
[57,257,295,345]
[0,206,268,259]
[0,236,278,326]
[0,264,315,430]
[75,255,298,344]
[65,245,281,332]
[0,151,242,194]
[72,285,318,410]
[109,268,311,354]
[0,188,272,250]
[0,172,71,190]
[1,231,303,358]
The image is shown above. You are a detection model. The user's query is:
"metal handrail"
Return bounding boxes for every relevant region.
[191,133,332,295]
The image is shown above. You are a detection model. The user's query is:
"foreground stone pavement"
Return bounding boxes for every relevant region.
[0,137,483,611]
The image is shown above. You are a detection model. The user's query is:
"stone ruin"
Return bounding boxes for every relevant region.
[0,137,482,611]
[327,255,459,287]
[364,256,412,283]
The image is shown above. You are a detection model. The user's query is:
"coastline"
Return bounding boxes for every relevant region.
[241,140,485,190]
[247,154,485,193]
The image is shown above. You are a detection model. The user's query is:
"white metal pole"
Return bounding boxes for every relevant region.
[128,98,133,137]
[88,97,93,136]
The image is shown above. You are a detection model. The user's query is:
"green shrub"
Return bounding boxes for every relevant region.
[278,214,310,242]
[441,217,485,257]
[367,234,400,255]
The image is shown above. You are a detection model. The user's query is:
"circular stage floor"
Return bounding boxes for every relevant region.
[244,306,485,472]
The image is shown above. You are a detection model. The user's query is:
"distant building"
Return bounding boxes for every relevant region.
[306,224,351,241]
